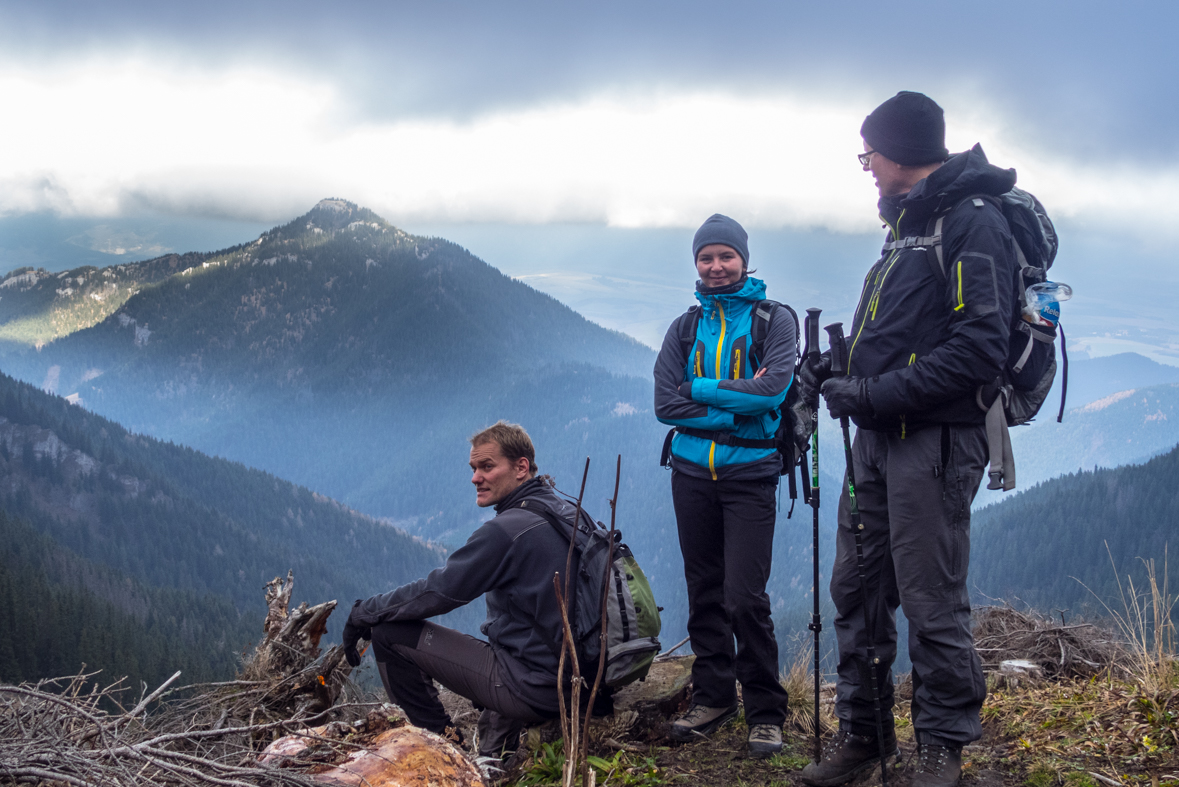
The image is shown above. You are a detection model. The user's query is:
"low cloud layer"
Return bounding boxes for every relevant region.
[2,59,1177,241]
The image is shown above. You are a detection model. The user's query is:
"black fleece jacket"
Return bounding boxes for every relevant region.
[350,478,582,714]
[853,144,1021,432]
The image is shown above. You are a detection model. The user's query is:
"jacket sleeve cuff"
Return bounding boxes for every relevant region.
[864,374,902,417]
[692,378,720,404]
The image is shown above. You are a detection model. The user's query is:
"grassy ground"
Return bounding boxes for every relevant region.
[505,659,1179,787]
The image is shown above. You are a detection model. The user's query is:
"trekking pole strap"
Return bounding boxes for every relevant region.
[1057,324,1069,423]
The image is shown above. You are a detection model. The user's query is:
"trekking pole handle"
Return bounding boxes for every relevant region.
[805,308,822,363]
[825,322,847,375]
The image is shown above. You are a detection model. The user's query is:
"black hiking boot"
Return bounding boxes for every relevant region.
[668,702,740,742]
[910,742,962,787]
[799,727,898,787]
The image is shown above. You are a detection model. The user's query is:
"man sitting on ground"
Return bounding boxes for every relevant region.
[342,421,592,760]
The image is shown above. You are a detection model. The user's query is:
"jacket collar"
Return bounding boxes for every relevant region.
[694,275,767,310]
[494,477,549,515]
[878,144,1018,234]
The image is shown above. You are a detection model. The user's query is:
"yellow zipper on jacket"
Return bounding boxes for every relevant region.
[954,261,965,311]
[849,209,905,371]
[709,301,727,481]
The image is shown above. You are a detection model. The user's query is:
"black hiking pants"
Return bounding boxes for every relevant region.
[370,620,550,759]
[672,471,789,727]
[831,423,988,747]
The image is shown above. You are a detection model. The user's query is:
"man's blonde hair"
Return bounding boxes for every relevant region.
[469,421,538,475]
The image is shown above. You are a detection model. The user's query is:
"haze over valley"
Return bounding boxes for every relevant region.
[0,200,1173,684]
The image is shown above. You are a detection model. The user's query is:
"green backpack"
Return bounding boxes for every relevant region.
[514,498,662,687]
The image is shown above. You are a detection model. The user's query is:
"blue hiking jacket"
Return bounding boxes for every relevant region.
[653,276,796,481]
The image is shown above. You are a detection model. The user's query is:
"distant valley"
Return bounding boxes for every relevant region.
[1,199,1174,682]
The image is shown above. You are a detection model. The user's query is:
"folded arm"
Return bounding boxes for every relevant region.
[653,314,738,430]
[691,305,797,416]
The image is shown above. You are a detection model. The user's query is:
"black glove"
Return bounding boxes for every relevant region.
[677,381,694,399]
[342,604,371,667]
[820,376,874,419]
[796,351,832,408]
[789,398,815,457]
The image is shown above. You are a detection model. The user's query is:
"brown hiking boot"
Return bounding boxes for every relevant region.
[669,702,739,742]
[910,742,962,787]
[747,724,783,759]
[799,727,898,787]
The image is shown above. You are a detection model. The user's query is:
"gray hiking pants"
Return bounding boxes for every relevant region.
[372,621,550,759]
[831,423,988,747]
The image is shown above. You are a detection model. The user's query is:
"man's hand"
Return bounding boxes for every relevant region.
[677,381,693,399]
[821,376,874,419]
[796,351,832,408]
[342,604,372,667]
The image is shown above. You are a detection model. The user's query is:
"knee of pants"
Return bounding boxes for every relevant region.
[724,586,770,622]
[829,572,862,619]
[370,620,425,662]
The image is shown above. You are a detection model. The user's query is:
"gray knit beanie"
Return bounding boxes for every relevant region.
[692,214,749,266]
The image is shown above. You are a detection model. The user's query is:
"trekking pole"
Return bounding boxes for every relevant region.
[805,307,823,764]
[824,322,889,787]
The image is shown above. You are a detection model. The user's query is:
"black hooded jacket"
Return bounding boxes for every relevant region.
[349,478,584,714]
[854,144,1020,433]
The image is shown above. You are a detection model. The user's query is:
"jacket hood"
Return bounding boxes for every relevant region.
[694,275,766,310]
[880,144,1017,224]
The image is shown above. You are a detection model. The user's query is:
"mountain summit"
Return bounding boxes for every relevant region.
[2,201,658,538]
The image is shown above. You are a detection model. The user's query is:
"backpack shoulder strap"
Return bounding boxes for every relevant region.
[509,497,587,662]
[888,195,997,286]
[513,497,592,541]
[749,299,800,370]
[678,305,702,358]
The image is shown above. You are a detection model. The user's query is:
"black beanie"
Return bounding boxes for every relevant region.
[692,214,749,266]
[861,91,949,166]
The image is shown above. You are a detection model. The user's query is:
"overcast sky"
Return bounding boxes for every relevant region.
[2,1,1175,231]
[1,1,1177,358]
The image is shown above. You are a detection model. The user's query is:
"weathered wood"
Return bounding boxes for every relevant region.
[242,571,352,718]
[264,570,296,639]
[259,707,486,787]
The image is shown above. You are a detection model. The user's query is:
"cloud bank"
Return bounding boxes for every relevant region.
[2,59,1177,241]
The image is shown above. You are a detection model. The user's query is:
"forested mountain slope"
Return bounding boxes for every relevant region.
[0,507,250,689]
[0,252,213,353]
[1,200,657,529]
[975,382,1179,509]
[0,370,461,682]
[971,442,1179,613]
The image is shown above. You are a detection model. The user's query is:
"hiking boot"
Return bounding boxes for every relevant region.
[668,702,739,742]
[910,742,962,787]
[747,724,783,759]
[799,727,899,787]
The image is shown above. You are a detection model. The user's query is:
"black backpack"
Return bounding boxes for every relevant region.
[885,186,1066,426]
[883,186,1064,491]
[659,300,812,514]
[510,497,662,687]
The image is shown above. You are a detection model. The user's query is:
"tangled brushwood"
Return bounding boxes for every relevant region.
[0,571,378,787]
[973,605,1129,679]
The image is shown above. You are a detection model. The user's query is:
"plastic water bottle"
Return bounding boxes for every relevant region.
[1023,281,1072,327]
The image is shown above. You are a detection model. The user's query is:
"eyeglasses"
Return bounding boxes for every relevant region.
[857,149,877,168]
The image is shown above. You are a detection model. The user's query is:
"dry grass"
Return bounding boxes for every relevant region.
[1077,544,1179,694]
[779,640,836,739]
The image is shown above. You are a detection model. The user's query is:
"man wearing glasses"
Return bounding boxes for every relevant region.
[797,92,1019,787]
